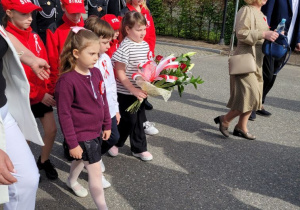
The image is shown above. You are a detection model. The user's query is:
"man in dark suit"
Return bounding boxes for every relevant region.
[250,0,299,120]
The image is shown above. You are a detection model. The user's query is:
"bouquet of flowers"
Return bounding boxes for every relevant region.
[126,52,204,113]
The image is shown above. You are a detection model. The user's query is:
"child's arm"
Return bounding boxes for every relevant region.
[115,61,147,101]
[6,31,50,80]
[69,145,83,159]
[55,78,79,150]
[46,29,59,95]
[102,130,111,141]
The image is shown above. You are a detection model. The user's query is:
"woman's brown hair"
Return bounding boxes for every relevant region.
[84,16,115,38]
[121,11,147,39]
[59,29,99,74]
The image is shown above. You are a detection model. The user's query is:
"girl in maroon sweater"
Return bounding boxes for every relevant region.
[1,0,58,180]
[55,28,111,209]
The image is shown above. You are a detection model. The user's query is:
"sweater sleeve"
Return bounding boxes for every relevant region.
[46,29,59,95]
[55,77,79,149]
[236,6,264,46]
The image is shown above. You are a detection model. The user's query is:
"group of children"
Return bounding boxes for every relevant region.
[1,0,157,208]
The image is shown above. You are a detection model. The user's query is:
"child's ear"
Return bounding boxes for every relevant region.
[6,10,13,18]
[125,26,130,34]
[61,3,66,12]
[72,49,79,59]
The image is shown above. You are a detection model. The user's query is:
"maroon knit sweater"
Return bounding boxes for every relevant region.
[55,67,111,149]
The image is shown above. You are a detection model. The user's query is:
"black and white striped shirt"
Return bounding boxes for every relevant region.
[112,37,150,95]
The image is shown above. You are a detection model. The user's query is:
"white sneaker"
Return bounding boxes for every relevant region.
[108,146,118,157]
[132,151,153,161]
[143,121,159,135]
[100,160,105,173]
[102,175,111,189]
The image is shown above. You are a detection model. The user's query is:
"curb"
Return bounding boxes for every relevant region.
[156,41,222,54]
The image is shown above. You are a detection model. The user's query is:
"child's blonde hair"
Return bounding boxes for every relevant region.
[59,29,99,74]
[126,0,149,10]
[121,11,147,39]
[85,16,115,39]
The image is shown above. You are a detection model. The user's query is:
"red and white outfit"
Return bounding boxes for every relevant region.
[5,21,49,105]
[106,39,119,58]
[46,14,84,94]
[119,3,156,56]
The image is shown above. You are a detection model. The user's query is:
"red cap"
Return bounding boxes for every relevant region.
[60,0,86,14]
[101,14,120,30]
[1,0,42,13]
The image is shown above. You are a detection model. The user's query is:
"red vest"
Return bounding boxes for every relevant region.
[6,21,49,105]
[124,4,156,56]
[46,14,84,94]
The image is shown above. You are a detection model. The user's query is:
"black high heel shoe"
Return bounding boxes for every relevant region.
[233,127,256,140]
[214,116,229,137]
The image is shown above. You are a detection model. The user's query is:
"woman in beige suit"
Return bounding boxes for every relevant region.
[214,0,279,140]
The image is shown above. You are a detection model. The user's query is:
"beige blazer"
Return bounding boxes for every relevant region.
[0,25,44,204]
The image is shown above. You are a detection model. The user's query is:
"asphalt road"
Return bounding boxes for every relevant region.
[5,43,300,210]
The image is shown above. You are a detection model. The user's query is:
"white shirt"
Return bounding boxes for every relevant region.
[111,37,150,95]
[95,53,119,118]
[287,0,299,44]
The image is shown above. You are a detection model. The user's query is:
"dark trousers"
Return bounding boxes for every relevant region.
[116,93,147,153]
[101,116,120,155]
[262,55,285,104]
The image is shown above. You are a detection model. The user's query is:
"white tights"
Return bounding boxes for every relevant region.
[69,160,107,210]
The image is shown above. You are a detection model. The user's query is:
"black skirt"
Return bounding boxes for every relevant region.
[68,138,102,164]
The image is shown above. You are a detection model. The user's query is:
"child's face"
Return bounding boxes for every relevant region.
[113,30,119,40]
[7,10,32,30]
[99,37,112,54]
[62,5,81,23]
[131,0,143,6]
[126,23,146,43]
[73,41,100,70]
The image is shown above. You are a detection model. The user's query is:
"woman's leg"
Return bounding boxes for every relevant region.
[236,111,252,132]
[84,161,107,210]
[223,110,242,127]
[4,113,39,210]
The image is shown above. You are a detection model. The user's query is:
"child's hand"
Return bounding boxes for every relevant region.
[116,112,121,125]
[132,88,147,101]
[102,130,111,141]
[69,145,83,159]
[41,93,56,107]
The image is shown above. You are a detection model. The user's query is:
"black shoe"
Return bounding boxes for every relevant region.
[63,139,73,161]
[214,115,229,138]
[249,111,256,121]
[256,109,271,116]
[144,99,153,110]
[233,126,256,140]
[37,156,58,180]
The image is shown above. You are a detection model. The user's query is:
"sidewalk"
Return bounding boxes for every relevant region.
[157,35,300,66]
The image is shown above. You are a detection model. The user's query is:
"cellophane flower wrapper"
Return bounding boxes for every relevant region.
[126,52,204,113]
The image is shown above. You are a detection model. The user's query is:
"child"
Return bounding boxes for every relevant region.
[85,16,120,188]
[101,14,120,58]
[119,0,158,134]
[119,0,156,56]
[111,11,153,161]
[46,0,86,95]
[55,28,111,209]
[2,0,58,180]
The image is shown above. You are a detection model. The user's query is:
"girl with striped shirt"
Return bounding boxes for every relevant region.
[111,11,153,161]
